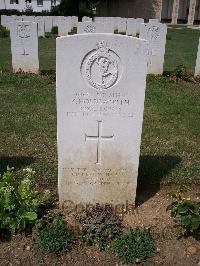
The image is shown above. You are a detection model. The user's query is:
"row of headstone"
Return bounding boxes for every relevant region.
[1,15,78,37]
[1,15,160,37]
[8,19,168,75]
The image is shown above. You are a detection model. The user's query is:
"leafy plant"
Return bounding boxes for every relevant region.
[167,186,200,236]
[114,228,155,264]
[75,204,122,250]
[0,25,9,38]
[174,64,192,82]
[36,212,75,254]
[0,167,50,233]
[51,26,58,35]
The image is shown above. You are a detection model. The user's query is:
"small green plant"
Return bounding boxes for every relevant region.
[167,186,200,237]
[0,167,50,233]
[0,25,9,38]
[114,228,155,264]
[174,64,192,81]
[51,26,58,35]
[36,212,75,254]
[75,204,122,250]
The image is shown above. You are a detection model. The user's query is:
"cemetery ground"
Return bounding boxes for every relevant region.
[0,27,200,265]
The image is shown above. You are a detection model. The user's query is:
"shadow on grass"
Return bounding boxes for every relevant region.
[0,156,35,175]
[136,155,182,206]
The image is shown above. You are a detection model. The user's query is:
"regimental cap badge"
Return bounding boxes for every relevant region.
[96,41,109,54]
[81,40,123,91]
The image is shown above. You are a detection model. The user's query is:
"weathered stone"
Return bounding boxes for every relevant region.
[126,18,137,36]
[140,21,167,74]
[77,22,113,34]
[82,16,92,22]
[56,34,148,207]
[195,37,200,77]
[44,16,53,32]
[10,21,39,74]
[117,18,127,33]
[35,16,45,37]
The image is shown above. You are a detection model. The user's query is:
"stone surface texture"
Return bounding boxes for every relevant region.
[140,21,167,74]
[56,34,148,207]
[10,21,39,74]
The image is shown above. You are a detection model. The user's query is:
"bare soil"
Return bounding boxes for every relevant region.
[0,185,200,266]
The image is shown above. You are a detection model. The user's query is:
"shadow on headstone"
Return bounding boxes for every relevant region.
[0,156,35,175]
[135,155,182,206]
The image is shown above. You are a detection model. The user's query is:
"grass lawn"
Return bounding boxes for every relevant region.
[0,27,199,188]
[0,72,199,187]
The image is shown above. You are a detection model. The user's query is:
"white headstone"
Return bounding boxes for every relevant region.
[71,16,78,28]
[94,17,115,33]
[22,16,35,22]
[82,16,92,22]
[195,37,200,76]
[136,18,144,34]
[140,22,167,75]
[1,15,9,29]
[44,16,53,32]
[59,17,73,36]
[126,18,137,36]
[53,16,62,27]
[10,21,39,74]
[35,16,45,37]
[56,34,148,207]
[149,19,159,23]
[117,18,127,33]
[77,22,113,34]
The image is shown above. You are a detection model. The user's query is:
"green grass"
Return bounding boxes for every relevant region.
[0,72,199,186]
[164,27,200,73]
[0,28,199,187]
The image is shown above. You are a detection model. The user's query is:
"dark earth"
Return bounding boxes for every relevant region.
[1,185,199,266]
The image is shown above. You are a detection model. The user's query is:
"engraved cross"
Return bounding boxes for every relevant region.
[85,120,114,165]
[21,49,29,56]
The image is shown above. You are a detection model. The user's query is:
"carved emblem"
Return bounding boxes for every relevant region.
[81,41,122,90]
[84,24,96,33]
[17,24,31,38]
[146,25,160,41]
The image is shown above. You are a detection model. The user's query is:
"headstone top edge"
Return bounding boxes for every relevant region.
[56,33,149,44]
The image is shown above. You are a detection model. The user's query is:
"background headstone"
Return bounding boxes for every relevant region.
[195,37,200,76]
[44,16,53,32]
[82,16,92,22]
[126,18,137,36]
[77,22,113,34]
[56,34,148,206]
[140,22,167,74]
[136,18,144,34]
[117,17,127,33]
[10,21,39,74]
[1,15,9,29]
[58,17,70,36]
[35,16,45,37]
